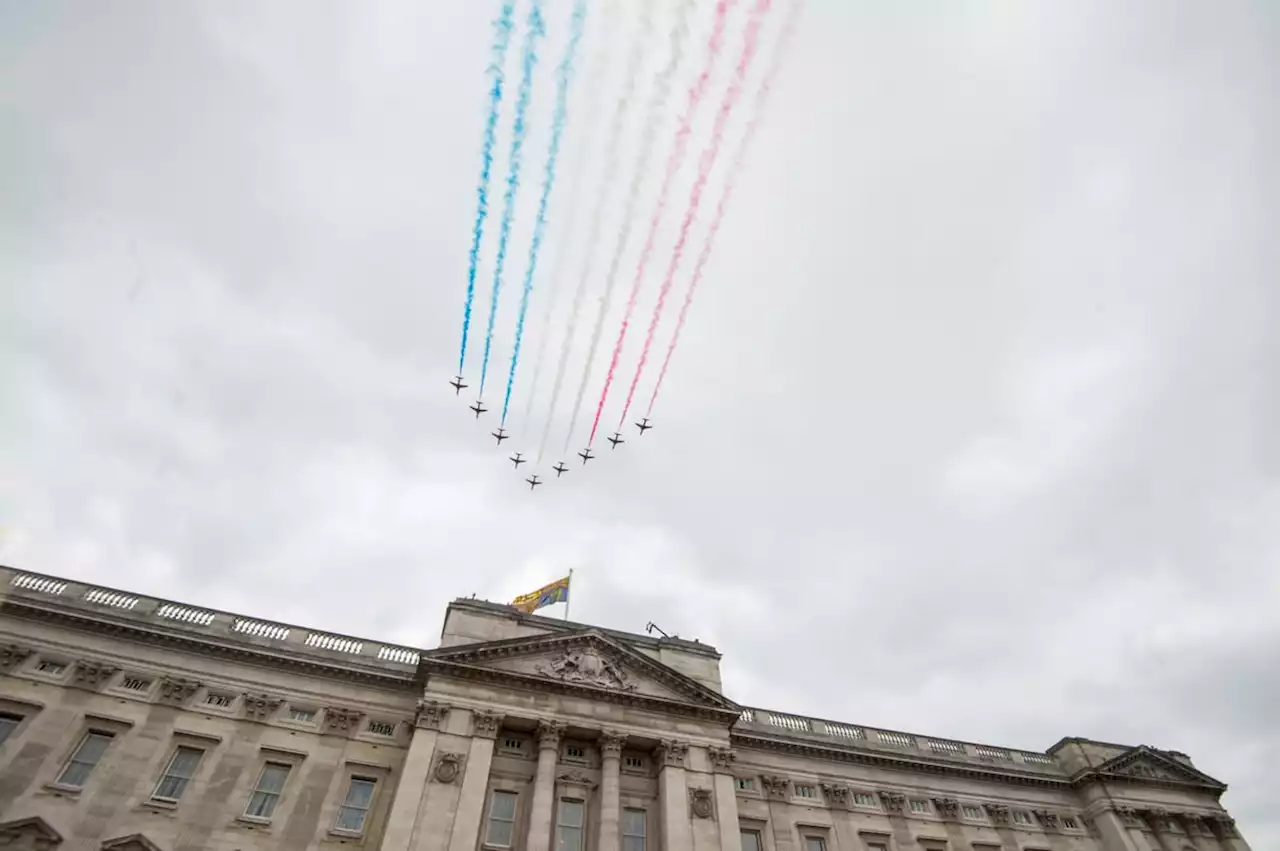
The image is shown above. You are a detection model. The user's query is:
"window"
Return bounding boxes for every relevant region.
[557,798,585,851]
[853,792,877,807]
[622,808,646,851]
[1062,816,1079,830]
[501,737,526,754]
[909,798,931,814]
[368,720,396,737]
[204,692,234,708]
[35,659,66,676]
[0,713,21,746]
[56,731,113,788]
[122,676,151,692]
[485,790,517,848]
[1013,811,1034,826]
[288,707,315,723]
[736,777,756,792]
[623,754,645,770]
[795,784,816,798]
[740,829,764,851]
[244,762,291,819]
[335,777,377,833]
[805,838,827,851]
[866,845,888,851]
[565,743,586,761]
[963,804,985,819]
[152,746,204,801]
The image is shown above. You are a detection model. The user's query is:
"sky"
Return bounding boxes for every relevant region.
[2,0,1277,842]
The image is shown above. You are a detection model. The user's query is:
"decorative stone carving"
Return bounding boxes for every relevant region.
[689,787,714,819]
[761,775,790,799]
[415,699,450,730]
[536,647,637,691]
[433,751,464,784]
[472,710,503,738]
[654,740,689,768]
[158,677,201,705]
[1182,815,1212,836]
[880,792,906,814]
[324,706,364,733]
[72,660,119,690]
[984,803,1010,824]
[0,816,64,849]
[933,797,960,820]
[0,644,32,672]
[1210,815,1238,839]
[537,720,565,750]
[1144,809,1179,832]
[557,769,597,789]
[242,693,283,721]
[599,731,626,758]
[708,747,736,773]
[821,783,850,807]
[1113,806,1141,827]
[1032,810,1060,831]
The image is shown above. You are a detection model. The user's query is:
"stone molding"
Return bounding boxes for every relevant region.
[0,644,32,672]
[1032,809,1060,831]
[102,834,164,851]
[72,660,119,690]
[708,746,736,773]
[821,783,850,808]
[689,787,715,819]
[158,677,201,705]
[599,731,626,758]
[880,792,906,814]
[537,720,565,750]
[433,751,464,784]
[415,699,450,730]
[472,710,503,739]
[654,740,689,768]
[932,797,960,820]
[324,706,364,733]
[242,693,283,721]
[984,803,1010,824]
[0,816,64,848]
[1112,806,1141,827]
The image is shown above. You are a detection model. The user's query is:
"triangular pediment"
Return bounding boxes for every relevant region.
[0,815,64,846]
[101,835,163,851]
[1097,746,1224,789]
[423,630,740,717]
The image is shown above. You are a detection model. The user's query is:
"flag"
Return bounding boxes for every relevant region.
[510,575,571,614]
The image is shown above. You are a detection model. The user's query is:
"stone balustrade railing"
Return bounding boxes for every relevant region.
[735,707,1063,774]
[1,566,421,673]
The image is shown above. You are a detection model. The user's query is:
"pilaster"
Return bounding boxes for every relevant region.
[656,740,694,851]
[710,747,743,851]
[444,711,503,851]
[381,700,450,851]
[525,720,565,851]
[597,731,626,851]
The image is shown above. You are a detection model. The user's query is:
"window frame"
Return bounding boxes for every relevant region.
[555,797,586,851]
[621,807,647,851]
[285,706,317,725]
[243,761,293,821]
[333,775,378,835]
[794,783,817,799]
[54,729,115,789]
[803,836,828,851]
[740,827,765,851]
[484,788,519,848]
[852,791,878,808]
[0,711,25,748]
[151,744,206,803]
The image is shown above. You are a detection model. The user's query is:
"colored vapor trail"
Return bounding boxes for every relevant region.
[500,0,589,426]
[458,2,516,376]
[619,0,773,428]
[478,0,546,398]
[587,0,737,445]
[545,0,661,460]
[648,0,803,416]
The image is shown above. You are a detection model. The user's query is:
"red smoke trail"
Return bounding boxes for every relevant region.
[587,0,737,446]
[648,0,802,417]
[619,0,772,430]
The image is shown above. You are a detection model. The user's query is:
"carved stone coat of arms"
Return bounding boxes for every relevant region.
[536,648,637,692]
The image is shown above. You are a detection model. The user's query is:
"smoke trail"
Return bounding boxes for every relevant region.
[519,0,621,435]
[500,0,589,426]
[458,2,516,376]
[648,0,803,416]
[478,0,547,398]
[543,0,663,460]
[618,0,772,428]
[586,0,736,445]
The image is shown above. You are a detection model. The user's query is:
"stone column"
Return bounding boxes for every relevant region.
[382,700,450,851]
[710,747,743,851]
[1180,814,1224,851]
[525,720,565,851]
[444,711,504,851]
[1211,814,1252,851]
[656,740,694,851]
[597,731,626,851]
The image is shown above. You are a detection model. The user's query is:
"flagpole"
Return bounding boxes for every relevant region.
[565,569,573,621]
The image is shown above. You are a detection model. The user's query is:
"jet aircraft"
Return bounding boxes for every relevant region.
[607,432,625,449]
[469,400,488,419]
[491,427,509,445]
[552,461,569,477]
[577,447,595,465]
[449,376,468,395]
[510,452,526,468]
[525,475,542,491]
[635,417,653,434]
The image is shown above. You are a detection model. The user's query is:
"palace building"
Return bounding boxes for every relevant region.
[0,565,1252,851]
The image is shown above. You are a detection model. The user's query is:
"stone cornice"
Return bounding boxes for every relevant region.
[730,731,1072,790]
[1070,745,1226,795]
[3,597,418,690]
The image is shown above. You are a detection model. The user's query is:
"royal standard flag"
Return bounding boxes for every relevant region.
[510,575,570,614]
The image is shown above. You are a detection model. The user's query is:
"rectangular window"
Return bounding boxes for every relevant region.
[335,777,377,833]
[805,838,827,851]
[204,692,234,708]
[740,829,764,851]
[0,713,21,746]
[867,845,888,851]
[244,762,291,819]
[623,754,645,770]
[962,804,985,819]
[736,777,756,792]
[152,745,204,801]
[1062,816,1079,829]
[853,792,877,806]
[795,784,816,798]
[35,660,66,676]
[565,743,586,760]
[56,731,113,788]
[288,707,315,723]
[485,790,517,848]
[1013,810,1033,826]
[121,676,151,691]
[622,807,646,851]
[556,798,585,851]
[909,798,930,813]
[367,720,396,737]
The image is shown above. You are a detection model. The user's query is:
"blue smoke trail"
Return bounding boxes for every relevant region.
[458,1,516,376]
[478,0,546,398]
[501,0,588,425]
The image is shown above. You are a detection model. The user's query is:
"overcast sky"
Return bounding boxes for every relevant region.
[2,0,1277,842]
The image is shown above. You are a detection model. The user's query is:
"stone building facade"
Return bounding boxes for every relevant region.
[0,566,1252,851]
